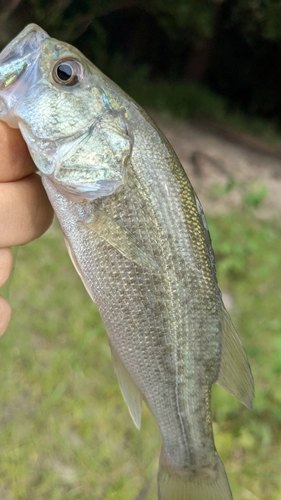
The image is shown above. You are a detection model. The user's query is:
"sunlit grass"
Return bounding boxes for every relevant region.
[210,211,281,499]
[0,210,280,499]
[0,221,159,499]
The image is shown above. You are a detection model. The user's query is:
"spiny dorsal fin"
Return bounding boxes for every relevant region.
[110,344,143,429]
[216,305,254,409]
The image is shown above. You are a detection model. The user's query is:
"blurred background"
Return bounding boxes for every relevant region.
[0,1,281,499]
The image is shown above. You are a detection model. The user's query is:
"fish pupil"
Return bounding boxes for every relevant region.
[57,64,72,81]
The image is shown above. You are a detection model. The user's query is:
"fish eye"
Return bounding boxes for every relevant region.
[52,59,84,86]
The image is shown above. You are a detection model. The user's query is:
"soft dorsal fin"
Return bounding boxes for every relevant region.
[216,305,254,409]
[110,344,143,429]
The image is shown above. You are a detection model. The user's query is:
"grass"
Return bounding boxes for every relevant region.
[0,221,159,500]
[209,212,281,499]
[0,227,158,500]
[0,208,281,499]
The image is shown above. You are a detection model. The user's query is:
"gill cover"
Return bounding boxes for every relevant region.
[51,109,132,200]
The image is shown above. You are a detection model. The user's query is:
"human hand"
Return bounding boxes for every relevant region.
[0,122,53,335]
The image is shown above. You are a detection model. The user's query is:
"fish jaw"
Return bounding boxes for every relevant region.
[0,24,48,127]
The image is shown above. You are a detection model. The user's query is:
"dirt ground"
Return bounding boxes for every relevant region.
[152,113,281,221]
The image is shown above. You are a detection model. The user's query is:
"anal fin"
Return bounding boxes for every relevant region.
[216,306,254,409]
[110,345,143,429]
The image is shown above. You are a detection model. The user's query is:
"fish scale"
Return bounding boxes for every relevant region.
[47,136,221,471]
[0,24,254,500]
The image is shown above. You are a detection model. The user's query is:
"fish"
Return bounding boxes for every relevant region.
[0,24,254,500]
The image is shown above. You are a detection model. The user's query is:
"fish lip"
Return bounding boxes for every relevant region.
[0,24,49,66]
[0,24,49,125]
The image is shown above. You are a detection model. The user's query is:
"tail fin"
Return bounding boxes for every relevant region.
[158,452,233,500]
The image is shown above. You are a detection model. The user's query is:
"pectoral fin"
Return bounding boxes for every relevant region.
[63,235,95,301]
[65,234,143,428]
[110,345,143,429]
[216,306,254,409]
[84,207,159,273]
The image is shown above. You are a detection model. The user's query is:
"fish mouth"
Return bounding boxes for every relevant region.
[0,24,50,66]
[0,24,49,125]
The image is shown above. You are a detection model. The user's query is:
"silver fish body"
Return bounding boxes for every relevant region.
[0,25,254,500]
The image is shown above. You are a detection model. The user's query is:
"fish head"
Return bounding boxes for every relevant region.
[0,24,132,200]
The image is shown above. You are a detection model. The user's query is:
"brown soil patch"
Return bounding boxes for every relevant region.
[152,113,281,221]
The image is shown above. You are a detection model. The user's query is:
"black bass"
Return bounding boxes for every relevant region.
[0,24,254,500]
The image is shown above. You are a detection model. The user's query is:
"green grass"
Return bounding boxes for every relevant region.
[0,222,159,500]
[1,210,281,499]
[209,212,281,499]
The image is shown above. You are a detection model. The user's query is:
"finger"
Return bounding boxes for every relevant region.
[0,248,13,287]
[0,173,54,247]
[0,122,36,182]
[0,296,12,335]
